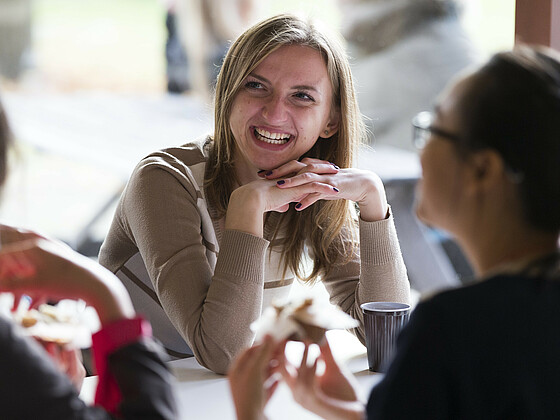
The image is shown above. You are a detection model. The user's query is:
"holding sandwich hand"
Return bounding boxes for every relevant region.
[0,224,135,391]
[0,223,177,417]
[0,224,135,326]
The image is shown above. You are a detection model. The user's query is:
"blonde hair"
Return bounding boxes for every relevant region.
[205,13,367,282]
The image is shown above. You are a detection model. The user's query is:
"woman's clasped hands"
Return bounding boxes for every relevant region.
[227,157,389,237]
[265,158,388,221]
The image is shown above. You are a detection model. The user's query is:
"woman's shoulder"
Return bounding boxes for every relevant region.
[122,136,213,197]
[139,135,212,168]
[129,136,211,179]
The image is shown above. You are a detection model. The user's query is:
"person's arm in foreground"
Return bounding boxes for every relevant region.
[0,226,177,419]
[1,225,88,390]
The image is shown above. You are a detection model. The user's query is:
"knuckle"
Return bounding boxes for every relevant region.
[302,172,317,181]
[308,181,328,190]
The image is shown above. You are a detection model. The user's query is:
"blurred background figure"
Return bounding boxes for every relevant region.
[163,0,190,94]
[165,0,262,99]
[340,0,481,151]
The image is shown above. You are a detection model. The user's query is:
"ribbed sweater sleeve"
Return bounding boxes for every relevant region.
[214,230,269,282]
[322,209,410,345]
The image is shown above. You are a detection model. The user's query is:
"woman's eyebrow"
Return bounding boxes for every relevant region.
[249,73,269,84]
[292,84,319,93]
[248,72,320,93]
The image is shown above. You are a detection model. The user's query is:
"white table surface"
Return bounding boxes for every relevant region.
[81,330,383,419]
[171,330,382,419]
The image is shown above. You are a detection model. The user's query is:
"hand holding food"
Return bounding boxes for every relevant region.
[0,233,134,326]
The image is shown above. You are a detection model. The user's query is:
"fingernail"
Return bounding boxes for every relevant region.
[276,180,285,185]
[295,203,302,209]
[265,171,273,176]
[333,187,339,192]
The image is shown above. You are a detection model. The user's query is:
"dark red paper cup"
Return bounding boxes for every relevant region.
[361,302,410,373]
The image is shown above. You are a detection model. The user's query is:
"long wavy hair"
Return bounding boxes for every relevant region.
[205,14,367,282]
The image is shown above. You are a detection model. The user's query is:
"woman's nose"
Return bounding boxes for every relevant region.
[262,95,288,123]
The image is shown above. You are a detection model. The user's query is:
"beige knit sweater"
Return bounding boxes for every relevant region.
[99,138,410,374]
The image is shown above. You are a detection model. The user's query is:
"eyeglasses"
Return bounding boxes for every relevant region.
[411,111,525,183]
[412,111,461,149]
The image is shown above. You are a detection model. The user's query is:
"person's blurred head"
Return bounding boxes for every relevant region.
[212,13,365,171]
[416,46,560,238]
[0,97,11,188]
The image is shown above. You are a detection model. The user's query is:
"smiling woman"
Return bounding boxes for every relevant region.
[98,13,411,374]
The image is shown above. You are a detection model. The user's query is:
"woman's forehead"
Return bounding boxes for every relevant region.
[250,45,331,90]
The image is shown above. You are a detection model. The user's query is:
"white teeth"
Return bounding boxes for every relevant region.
[255,128,290,144]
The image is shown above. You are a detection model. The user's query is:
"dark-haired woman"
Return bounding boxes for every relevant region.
[229,45,560,419]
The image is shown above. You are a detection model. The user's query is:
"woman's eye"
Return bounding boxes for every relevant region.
[245,81,263,90]
[294,91,315,102]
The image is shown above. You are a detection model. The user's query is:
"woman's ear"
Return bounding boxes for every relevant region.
[320,109,340,139]
[465,149,507,193]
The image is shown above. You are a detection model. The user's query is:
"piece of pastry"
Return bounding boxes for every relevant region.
[15,302,94,347]
[252,297,359,343]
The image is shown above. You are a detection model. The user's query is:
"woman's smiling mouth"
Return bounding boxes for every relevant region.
[254,127,291,145]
